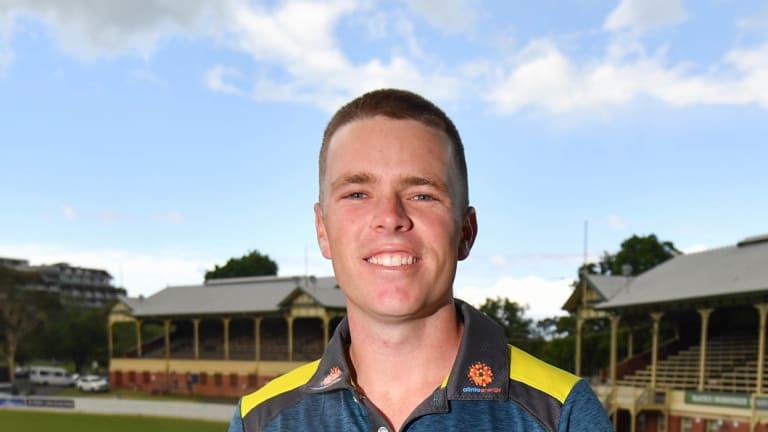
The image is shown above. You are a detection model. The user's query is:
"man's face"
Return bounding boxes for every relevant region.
[315,116,477,322]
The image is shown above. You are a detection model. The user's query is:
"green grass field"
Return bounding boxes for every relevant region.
[0,410,227,432]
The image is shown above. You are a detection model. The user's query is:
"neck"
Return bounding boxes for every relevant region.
[346,302,464,430]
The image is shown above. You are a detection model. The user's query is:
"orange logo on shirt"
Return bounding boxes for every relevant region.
[321,367,342,387]
[468,362,493,387]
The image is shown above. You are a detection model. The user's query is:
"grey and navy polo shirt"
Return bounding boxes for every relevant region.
[228,300,613,432]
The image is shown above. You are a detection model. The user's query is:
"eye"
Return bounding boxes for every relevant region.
[412,194,433,201]
[347,192,367,199]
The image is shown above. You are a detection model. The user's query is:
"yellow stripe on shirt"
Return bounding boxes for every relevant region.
[240,360,321,417]
[508,345,580,404]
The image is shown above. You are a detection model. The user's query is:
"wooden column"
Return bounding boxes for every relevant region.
[756,304,768,394]
[136,320,143,357]
[108,322,114,358]
[627,328,634,360]
[610,315,621,386]
[254,317,262,361]
[650,312,664,389]
[287,316,295,362]
[575,316,584,376]
[193,319,200,360]
[697,308,714,391]
[223,318,231,361]
[163,319,171,359]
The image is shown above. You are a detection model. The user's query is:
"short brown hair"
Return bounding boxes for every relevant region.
[319,88,469,211]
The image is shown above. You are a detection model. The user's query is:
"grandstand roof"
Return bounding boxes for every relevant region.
[123,275,345,317]
[596,234,768,310]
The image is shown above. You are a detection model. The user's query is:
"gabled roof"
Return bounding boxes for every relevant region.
[585,274,633,301]
[561,274,633,312]
[597,235,768,310]
[122,275,345,317]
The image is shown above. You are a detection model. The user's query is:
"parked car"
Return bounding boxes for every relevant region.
[75,374,109,392]
[28,366,75,386]
[14,366,29,378]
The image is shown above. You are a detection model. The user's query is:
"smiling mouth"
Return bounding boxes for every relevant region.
[366,254,418,267]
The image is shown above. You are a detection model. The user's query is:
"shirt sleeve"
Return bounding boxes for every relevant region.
[558,380,614,431]
[227,399,245,432]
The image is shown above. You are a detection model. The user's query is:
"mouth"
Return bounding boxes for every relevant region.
[365,253,419,267]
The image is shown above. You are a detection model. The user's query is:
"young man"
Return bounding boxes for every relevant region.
[228,89,613,432]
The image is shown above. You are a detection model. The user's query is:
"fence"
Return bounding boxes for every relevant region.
[0,395,233,422]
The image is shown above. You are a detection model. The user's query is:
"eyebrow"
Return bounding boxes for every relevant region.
[330,171,449,194]
[330,171,377,191]
[399,175,450,194]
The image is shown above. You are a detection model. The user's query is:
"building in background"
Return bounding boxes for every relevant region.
[107,275,345,398]
[565,234,768,432]
[0,257,126,308]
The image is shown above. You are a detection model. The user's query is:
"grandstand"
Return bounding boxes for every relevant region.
[107,275,345,398]
[565,234,768,432]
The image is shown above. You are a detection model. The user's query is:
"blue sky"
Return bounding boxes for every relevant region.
[1,0,767,319]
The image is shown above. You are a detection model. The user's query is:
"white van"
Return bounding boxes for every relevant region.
[28,366,74,386]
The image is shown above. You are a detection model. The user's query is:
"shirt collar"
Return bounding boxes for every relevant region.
[302,299,510,402]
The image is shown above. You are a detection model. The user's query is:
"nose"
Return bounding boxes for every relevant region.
[370,195,412,232]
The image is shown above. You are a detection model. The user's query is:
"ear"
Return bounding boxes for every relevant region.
[457,206,477,261]
[314,203,332,259]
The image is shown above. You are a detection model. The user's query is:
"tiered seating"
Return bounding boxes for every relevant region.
[132,318,328,361]
[230,335,256,360]
[617,335,760,392]
[260,321,289,360]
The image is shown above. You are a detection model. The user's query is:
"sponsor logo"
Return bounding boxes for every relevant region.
[310,366,343,390]
[463,362,502,394]
[468,362,493,387]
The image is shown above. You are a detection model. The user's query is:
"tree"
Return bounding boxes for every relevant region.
[22,302,108,373]
[0,266,45,381]
[582,233,680,276]
[478,297,536,351]
[205,250,278,281]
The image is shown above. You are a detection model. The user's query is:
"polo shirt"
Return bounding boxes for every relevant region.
[228,300,613,432]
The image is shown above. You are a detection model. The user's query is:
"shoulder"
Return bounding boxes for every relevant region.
[508,345,580,404]
[239,359,321,418]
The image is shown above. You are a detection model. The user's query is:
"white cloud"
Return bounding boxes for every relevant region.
[604,0,687,33]
[5,0,767,115]
[607,214,627,229]
[405,0,476,33]
[206,65,244,96]
[62,206,79,220]
[487,39,768,114]
[228,1,462,111]
[1,0,463,108]
[0,0,232,60]
[456,275,575,320]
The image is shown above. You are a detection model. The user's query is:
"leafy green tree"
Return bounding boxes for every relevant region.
[581,233,680,276]
[0,266,45,381]
[20,299,112,373]
[205,250,278,281]
[479,297,536,351]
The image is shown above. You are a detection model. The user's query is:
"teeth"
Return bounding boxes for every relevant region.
[367,255,416,267]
